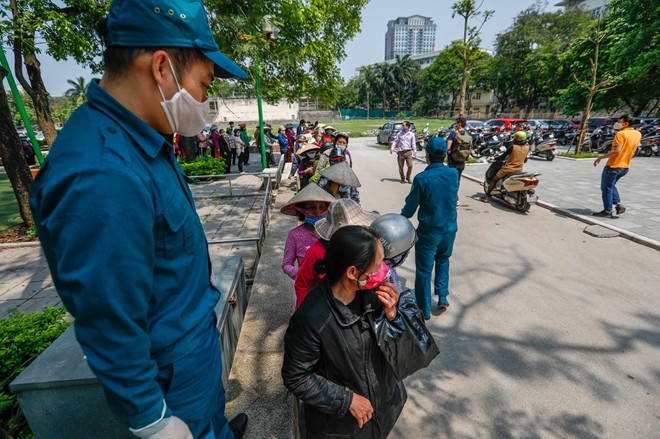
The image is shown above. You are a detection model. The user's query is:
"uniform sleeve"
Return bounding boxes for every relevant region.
[31,165,167,430]
[401,179,421,219]
[281,312,353,416]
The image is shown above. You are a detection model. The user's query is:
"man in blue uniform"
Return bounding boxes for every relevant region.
[29,1,248,438]
[401,137,459,319]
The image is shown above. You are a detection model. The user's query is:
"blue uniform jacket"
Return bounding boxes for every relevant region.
[29,80,220,430]
[401,162,459,233]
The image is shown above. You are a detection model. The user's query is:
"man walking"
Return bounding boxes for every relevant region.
[401,137,458,320]
[446,117,472,204]
[390,120,416,183]
[592,114,641,218]
[29,1,248,437]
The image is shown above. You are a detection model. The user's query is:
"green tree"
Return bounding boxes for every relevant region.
[1,1,107,147]
[64,76,88,106]
[451,0,493,116]
[419,42,467,116]
[374,63,395,114]
[493,5,591,113]
[207,0,369,107]
[356,65,376,118]
[558,17,616,153]
[597,0,660,116]
[391,55,420,112]
[336,78,360,110]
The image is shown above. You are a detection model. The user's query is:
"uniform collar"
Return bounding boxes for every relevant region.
[426,162,446,170]
[87,79,169,158]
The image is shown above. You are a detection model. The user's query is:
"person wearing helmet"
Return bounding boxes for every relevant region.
[369,214,417,294]
[333,132,353,167]
[481,130,530,201]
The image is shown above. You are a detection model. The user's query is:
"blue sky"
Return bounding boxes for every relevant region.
[5,0,560,96]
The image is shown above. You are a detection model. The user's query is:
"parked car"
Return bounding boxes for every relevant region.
[376,120,416,144]
[484,118,529,133]
[548,119,579,131]
[528,119,552,131]
[587,117,616,130]
[448,120,486,133]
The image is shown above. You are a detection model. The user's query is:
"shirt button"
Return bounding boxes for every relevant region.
[106,126,117,134]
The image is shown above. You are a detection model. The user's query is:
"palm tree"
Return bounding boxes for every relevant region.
[374,63,394,115]
[64,77,88,105]
[392,55,419,112]
[357,66,376,119]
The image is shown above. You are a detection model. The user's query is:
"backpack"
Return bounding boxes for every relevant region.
[451,131,472,161]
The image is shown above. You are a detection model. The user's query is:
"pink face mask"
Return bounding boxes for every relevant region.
[358,262,390,290]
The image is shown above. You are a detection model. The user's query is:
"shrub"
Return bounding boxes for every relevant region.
[179,156,227,178]
[1,307,70,438]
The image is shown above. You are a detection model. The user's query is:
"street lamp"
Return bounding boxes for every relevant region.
[254,15,278,169]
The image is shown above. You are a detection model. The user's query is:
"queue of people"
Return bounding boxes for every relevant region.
[278,123,448,437]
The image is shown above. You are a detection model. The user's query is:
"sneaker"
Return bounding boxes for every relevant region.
[424,313,431,321]
[616,204,626,214]
[592,210,613,218]
[457,200,461,206]
[438,299,449,310]
[406,179,412,184]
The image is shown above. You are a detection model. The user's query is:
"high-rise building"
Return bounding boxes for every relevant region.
[384,16,436,61]
[554,0,610,15]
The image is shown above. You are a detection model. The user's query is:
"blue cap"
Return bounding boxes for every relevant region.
[106,0,247,79]
[426,136,447,156]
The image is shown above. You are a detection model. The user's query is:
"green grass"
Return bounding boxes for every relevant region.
[325,118,454,138]
[558,152,600,159]
[0,172,23,232]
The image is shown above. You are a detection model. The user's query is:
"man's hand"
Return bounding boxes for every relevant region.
[349,393,374,428]
[144,416,193,439]
[375,281,399,321]
[594,157,601,167]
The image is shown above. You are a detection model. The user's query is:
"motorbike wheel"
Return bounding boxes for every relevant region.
[515,198,531,213]
[546,150,555,161]
[471,150,481,158]
[641,146,653,157]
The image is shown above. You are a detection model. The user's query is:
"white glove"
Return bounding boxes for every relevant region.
[144,416,193,439]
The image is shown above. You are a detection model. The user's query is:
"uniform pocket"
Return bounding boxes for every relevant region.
[161,195,199,255]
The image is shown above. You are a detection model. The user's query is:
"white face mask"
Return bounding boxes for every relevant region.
[157,58,210,137]
[613,122,623,130]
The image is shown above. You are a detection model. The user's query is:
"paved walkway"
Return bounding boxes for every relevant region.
[416,146,660,246]
[0,159,275,318]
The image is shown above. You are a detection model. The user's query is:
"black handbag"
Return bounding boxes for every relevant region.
[376,289,440,380]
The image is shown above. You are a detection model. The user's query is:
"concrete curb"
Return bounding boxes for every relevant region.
[0,241,41,249]
[461,172,660,252]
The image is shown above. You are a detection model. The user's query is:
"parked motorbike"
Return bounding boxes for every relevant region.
[416,123,429,151]
[637,135,660,157]
[528,131,557,161]
[483,146,541,213]
[470,130,502,158]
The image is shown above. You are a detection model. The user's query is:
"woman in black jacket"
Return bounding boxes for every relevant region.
[282,226,408,438]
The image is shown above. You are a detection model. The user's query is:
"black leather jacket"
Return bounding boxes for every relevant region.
[282,280,408,438]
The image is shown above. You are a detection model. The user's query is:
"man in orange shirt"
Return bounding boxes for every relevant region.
[592,114,642,218]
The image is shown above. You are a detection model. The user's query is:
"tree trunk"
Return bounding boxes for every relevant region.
[10,6,58,148]
[366,90,370,119]
[0,69,35,228]
[577,92,595,155]
[22,52,58,147]
[181,136,196,163]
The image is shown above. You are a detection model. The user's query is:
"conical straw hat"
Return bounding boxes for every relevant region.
[280,183,336,216]
[319,161,361,187]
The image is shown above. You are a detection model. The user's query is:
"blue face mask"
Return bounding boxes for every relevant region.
[338,185,350,193]
[305,214,325,226]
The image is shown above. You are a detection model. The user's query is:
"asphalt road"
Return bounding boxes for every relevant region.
[347,138,660,439]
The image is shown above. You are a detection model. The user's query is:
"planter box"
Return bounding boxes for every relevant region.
[10,255,247,439]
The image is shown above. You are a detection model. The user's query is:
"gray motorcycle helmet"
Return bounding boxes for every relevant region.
[370,214,417,262]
